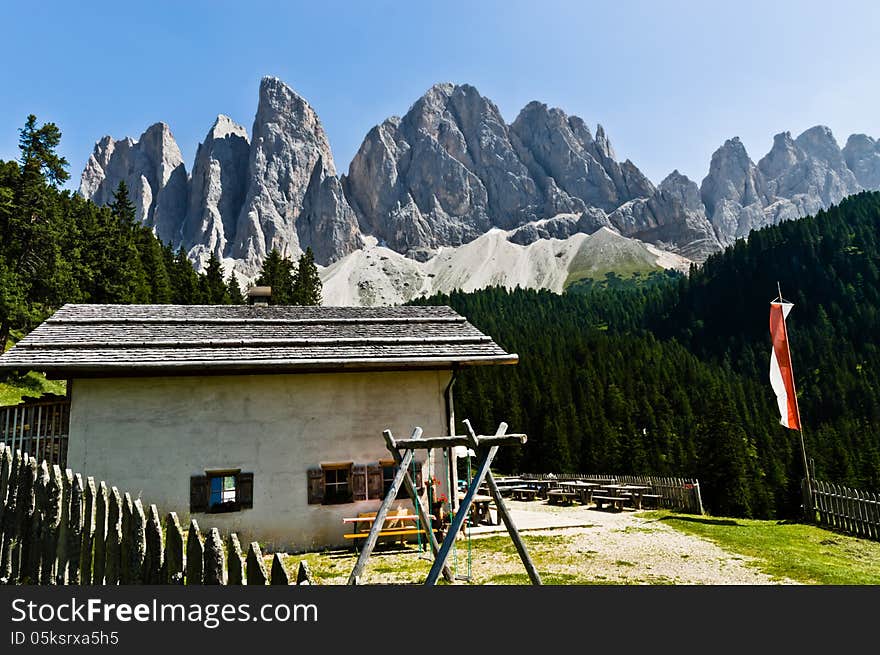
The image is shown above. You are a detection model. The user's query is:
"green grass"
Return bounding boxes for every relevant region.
[645,510,880,584]
[0,371,66,406]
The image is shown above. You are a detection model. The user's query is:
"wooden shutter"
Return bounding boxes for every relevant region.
[307,468,324,505]
[190,475,208,513]
[237,472,254,509]
[352,464,367,501]
[367,464,383,500]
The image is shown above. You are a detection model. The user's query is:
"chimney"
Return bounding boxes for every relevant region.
[248,286,272,306]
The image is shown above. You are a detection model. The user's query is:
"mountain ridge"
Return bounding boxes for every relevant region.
[78,76,880,293]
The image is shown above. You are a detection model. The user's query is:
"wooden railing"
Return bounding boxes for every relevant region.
[0,396,70,469]
[810,479,880,541]
[520,472,704,514]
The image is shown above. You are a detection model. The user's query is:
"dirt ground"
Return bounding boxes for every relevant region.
[292,501,800,585]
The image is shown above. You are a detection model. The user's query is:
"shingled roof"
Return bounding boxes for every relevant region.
[0,304,518,377]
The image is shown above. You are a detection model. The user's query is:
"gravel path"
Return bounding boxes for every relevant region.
[467,501,800,585]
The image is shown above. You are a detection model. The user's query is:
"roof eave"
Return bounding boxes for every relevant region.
[0,353,519,379]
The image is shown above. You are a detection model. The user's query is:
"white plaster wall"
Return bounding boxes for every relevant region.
[67,369,451,553]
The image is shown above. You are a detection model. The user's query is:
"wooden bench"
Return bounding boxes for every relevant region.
[547,489,578,506]
[592,495,629,511]
[342,511,430,548]
[640,494,663,509]
[511,487,538,501]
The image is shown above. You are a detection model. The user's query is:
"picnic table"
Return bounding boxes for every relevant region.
[510,486,538,501]
[618,485,652,509]
[342,510,436,548]
[457,493,498,526]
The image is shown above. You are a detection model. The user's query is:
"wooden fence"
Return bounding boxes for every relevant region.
[0,396,70,469]
[810,479,880,541]
[0,441,314,585]
[520,472,704,514]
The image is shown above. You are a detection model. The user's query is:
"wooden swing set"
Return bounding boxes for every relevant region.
[347,420,542,585]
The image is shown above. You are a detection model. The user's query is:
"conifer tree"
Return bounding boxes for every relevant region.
[255,248,294,304]
[292,247,322,306]
[226,272,245,304]
[201,253,229,304]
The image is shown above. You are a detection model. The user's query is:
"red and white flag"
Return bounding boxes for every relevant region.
[769,301,800,430]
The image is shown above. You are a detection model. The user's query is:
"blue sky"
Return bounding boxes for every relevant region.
[2,0,878,190]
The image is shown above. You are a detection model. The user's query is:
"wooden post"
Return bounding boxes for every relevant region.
[246,542,268,585]
[347,428,420,585]
[79,477,96,585]
[203,528,225,585]
[93,482,108,585]
[379,429,455,583]
[40,464,63,585]
[15,457,37,584]
[270,553,289,585]
[144,505,163,584]
[119,493,133,584]
[0,450,21,582]
[226,533,244,585]
[104,488,122,585]
[296,560,314,585]
[55,469,72,584]
[425,423,508,586]
[66,473,84,585]
[130,499,146,584]
[692,481,704,515]
[483,471,541,585]
[0,445,10,554]
[163,513,184,584]
[186,519,203,584]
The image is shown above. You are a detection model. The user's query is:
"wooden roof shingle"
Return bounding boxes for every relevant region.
[0,304,517,377]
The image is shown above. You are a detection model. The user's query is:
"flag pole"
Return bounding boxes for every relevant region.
[777,282,813,519]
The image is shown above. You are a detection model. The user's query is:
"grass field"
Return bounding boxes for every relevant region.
[274,509,880,585]
[0,371,66,406]
[646,510,880,585]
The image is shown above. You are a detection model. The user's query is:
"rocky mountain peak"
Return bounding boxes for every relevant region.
[78,122,188,246]
[843,133,880,189]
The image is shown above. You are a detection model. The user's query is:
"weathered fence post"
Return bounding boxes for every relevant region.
[79,477,96,585]
[67,473,83,585]
[296,560,314,585]
[143,505,163,584]
[55,469,72,584]
[130,499,146,584]
[186,519,204,585]
[203,528,225,585]
[164,513,184,584]
[0,450,21,582]
[41,464,63,584]
[692,481,704,515]
[119,493,133,584]
[226,533,244,586]
[245,542,267,586]
[15,456,37,584]
[28,461,49,585]
[270,553,289,585]
[0,445,10,555]
[93,482,108,585]
[104,488,122,585]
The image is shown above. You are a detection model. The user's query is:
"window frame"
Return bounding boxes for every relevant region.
[321,462,354,505]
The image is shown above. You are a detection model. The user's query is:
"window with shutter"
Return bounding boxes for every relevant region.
[307,468,325,505]
[322,463,353,505]
[190,475,209,513]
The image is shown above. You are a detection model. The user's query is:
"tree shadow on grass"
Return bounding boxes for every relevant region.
[659,515,740,527]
